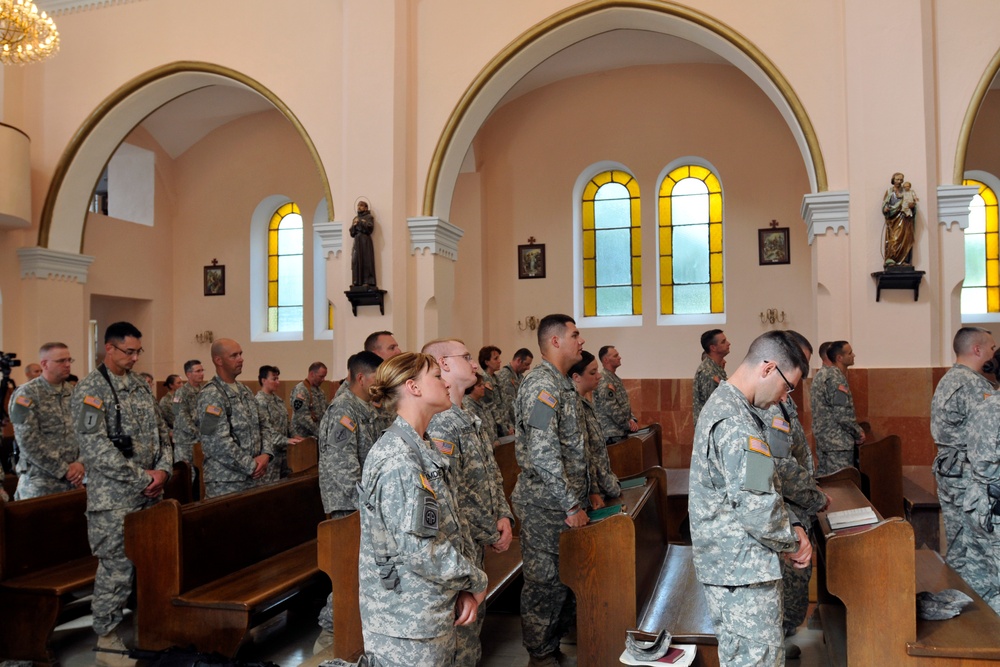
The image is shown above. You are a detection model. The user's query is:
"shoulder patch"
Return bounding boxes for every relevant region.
[339,415,356,431]
[419,473,436,498]
[747,436,771,457]
[83,395,104,410]
[607,384,616,393]
[987,393,993,400]
[537,390,557,409]
[15,395,32,408]
[770,416,790,433]
[293,398,305,410]
[713,375,721,384]
[173,394,182,403]
[432,438,455,456]
[205,405,223,417]
[837,384,850,393]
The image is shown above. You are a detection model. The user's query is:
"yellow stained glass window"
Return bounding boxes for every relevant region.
[267,202,304,332]
[963,179,1000,314]
[658,165,724,315]
[581,170,641,317]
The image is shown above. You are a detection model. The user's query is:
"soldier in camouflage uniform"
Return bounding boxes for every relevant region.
[333,330,403,401]
[196,339,273,499]
[569,350,621,506]
[425,339,514,667]
[462,373,501,445]
[932,327,996,583]
[962,391,1000,612]
[314,351,382,651]
[157,374,183,430]
[495,348,533,429]
[512,315,591,667]
[358,353,487,667]
[479,345,514,437]
[291,362,328,438]
[171,359,205,467]
[690,331,812,667]
[8,342,83,499]
[810,340,865,475]
[692,329,731,424]
[255,365,302,482]
[593,345,638,443]
[72,322,172,666]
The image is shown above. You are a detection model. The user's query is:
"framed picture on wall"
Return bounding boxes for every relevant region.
[518,243,546,279]
[758,227,790,266]
[204,263,226,296]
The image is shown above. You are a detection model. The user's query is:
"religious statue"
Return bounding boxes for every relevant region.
[350,200,377,289]
[882,172,918,267]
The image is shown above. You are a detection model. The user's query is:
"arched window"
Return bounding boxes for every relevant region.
[962,177,1000,315]
[267,202,304,332]
[658,163,723,316]
[581,170,642,317]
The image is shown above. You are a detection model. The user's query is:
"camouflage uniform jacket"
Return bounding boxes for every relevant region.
[484,371,512,436]
[594,369,635,441]
[511,359,590,512]
[692,357,727,424]
[290,380,326,438]
[580,396,621,499]
[932,364,992,478]
[358,416,488,639]
[73,367,172,512]
[758,399,825,526]
[318,388,379,514]
[197,377,274,484]
[427,404,513,548]
[171,382,202,456]
[690,381,798,586]
[494,364,522,427]
[462,394,500,445]
[809,365,863,452]
[964,393,1000,525]
[9,377,78,483]
[158,391,175,429]
[256,390,292,445]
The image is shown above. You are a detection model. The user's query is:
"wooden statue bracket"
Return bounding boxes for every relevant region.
[345,287,386,316]
[871,267,925,302]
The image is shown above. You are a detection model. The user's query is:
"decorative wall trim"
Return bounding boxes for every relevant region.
[800,190,849,244]
[17,246,94,282]
[314,221,343,259]
[407,217,464,261]
[37,0,147,15]
[938,184,980,230]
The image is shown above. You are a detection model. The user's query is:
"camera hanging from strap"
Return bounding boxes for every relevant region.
[97,364,134,458]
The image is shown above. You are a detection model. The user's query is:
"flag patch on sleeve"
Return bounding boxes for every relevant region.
[339,415,356,432]
[770,416,790,433]
[432,438,455,456]
[205,405,222,417]
[419,473,436,498]
[83,395,103,410]
[537,390,557,408]
[15,396,32,408]
[748,437,771,457]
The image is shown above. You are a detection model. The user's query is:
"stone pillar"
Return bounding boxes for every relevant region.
[936,184,979,360]
[407,217,464,343]
[802,191,850,359]
[16,247,94,362]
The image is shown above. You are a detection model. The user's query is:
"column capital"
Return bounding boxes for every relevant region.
[314,221,343,258]
[937,184,980,231]
[407,217,464,261]
[800,191,850,244]
[17,246,94,283]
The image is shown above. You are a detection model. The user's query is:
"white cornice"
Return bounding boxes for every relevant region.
[938,184,980,231]
[36,0,147,15]
[408,217,464,261]
[800,191,850,244]
[17,246,94,283]
[314,221,343,259]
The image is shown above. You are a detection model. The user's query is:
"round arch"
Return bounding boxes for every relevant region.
[39,61,334,253]
[423,0,827,220]
[954,48,1000,184]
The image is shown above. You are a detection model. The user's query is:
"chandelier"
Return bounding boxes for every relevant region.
[0,0,59,65]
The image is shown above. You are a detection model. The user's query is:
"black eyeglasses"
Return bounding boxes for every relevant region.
[112,344,144,357]
[765,360,795,393]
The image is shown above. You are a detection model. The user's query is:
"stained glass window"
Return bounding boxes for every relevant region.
[581,170,642,317]
[267,202,304,332]
[963,178,999,314]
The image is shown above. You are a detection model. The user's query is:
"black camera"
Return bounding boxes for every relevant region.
[0,351,21,373]
[109,434,134,459]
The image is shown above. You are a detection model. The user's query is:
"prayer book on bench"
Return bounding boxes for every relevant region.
[827,506,878,530]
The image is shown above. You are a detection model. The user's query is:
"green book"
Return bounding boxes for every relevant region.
[587,503,623,521]
[620,477,647,490]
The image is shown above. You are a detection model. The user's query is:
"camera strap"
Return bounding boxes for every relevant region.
[97,364,125,437]
[210,376,240,448]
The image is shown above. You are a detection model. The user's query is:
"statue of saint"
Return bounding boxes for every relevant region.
[350,200,377,288]
[882,172,918,267]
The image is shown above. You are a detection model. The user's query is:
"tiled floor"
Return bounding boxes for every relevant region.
[34,603,831,666]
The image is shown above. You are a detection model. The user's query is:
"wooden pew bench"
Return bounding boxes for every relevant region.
[0,487,95,665]
[124,473,327,657]
[856,434,904,519]
[903,464,942,552]
[817,473,1000,665]
[607,435,644,478]
[288,436,318,474]
[560,466,717,667]
[664,467,690,544]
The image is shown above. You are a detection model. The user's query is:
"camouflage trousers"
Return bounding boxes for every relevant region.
[935,465,974,573]
[816,448,853,477]
[264,447,288,483]
[703,581,784,667]
[204,479,256,499]
[781,542,812,633]
[361,628,456,667]
[455,543,485,667]
[514,502,575,658]
[13,472,73,500]
[87,505,147,636]
[318,593,334,632]
[963,510,1000,613]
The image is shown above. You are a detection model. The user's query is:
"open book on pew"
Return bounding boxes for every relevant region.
[827,506,878,530]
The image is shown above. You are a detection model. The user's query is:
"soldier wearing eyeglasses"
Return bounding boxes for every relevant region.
[7,342,82,499]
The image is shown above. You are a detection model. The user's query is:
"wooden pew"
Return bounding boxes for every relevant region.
[163,460,193,504]
[288,436,318,474]
[560,467,717,667]
[903,464,942,551]
[607,435,644,478]
[816,473,1000,665]
[664,467,690,544]
[857,434,904,519]
[493,438,520,534]
[124,473,327,656]
[0,488,96,665]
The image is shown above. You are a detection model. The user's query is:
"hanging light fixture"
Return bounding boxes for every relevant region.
[0,0,59,65]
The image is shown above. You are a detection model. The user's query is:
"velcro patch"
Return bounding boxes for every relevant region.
[987,393,993,400]
[419,473,436,498]
[607,385,616,393]
[433,438,455,456]
[339,415,356,432]
[713,375,721,384]
[421,494,439,531]
[15,395,32,408]
[83,395,104,410]
[205,405,223,417]
[173,394,182,403]
[748,437,771,457]
[770,416,790,433]
[837,384,849,394]
[537,390,557,409]
[293,398,305,410]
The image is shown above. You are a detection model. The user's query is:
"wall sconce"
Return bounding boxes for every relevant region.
[517,316,539,331]
[759,309,786,325]
[195,330,214,344]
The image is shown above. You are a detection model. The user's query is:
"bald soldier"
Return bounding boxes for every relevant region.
[291,362,328,438]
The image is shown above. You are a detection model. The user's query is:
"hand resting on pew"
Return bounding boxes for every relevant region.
[784,525,812,569]
[565,505,589,528]
[490,517,513,553]
[143,469,168,497]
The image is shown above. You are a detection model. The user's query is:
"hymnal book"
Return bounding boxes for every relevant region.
[620,477,647,490]
[827,506,878,530]
[586,503,623,521]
